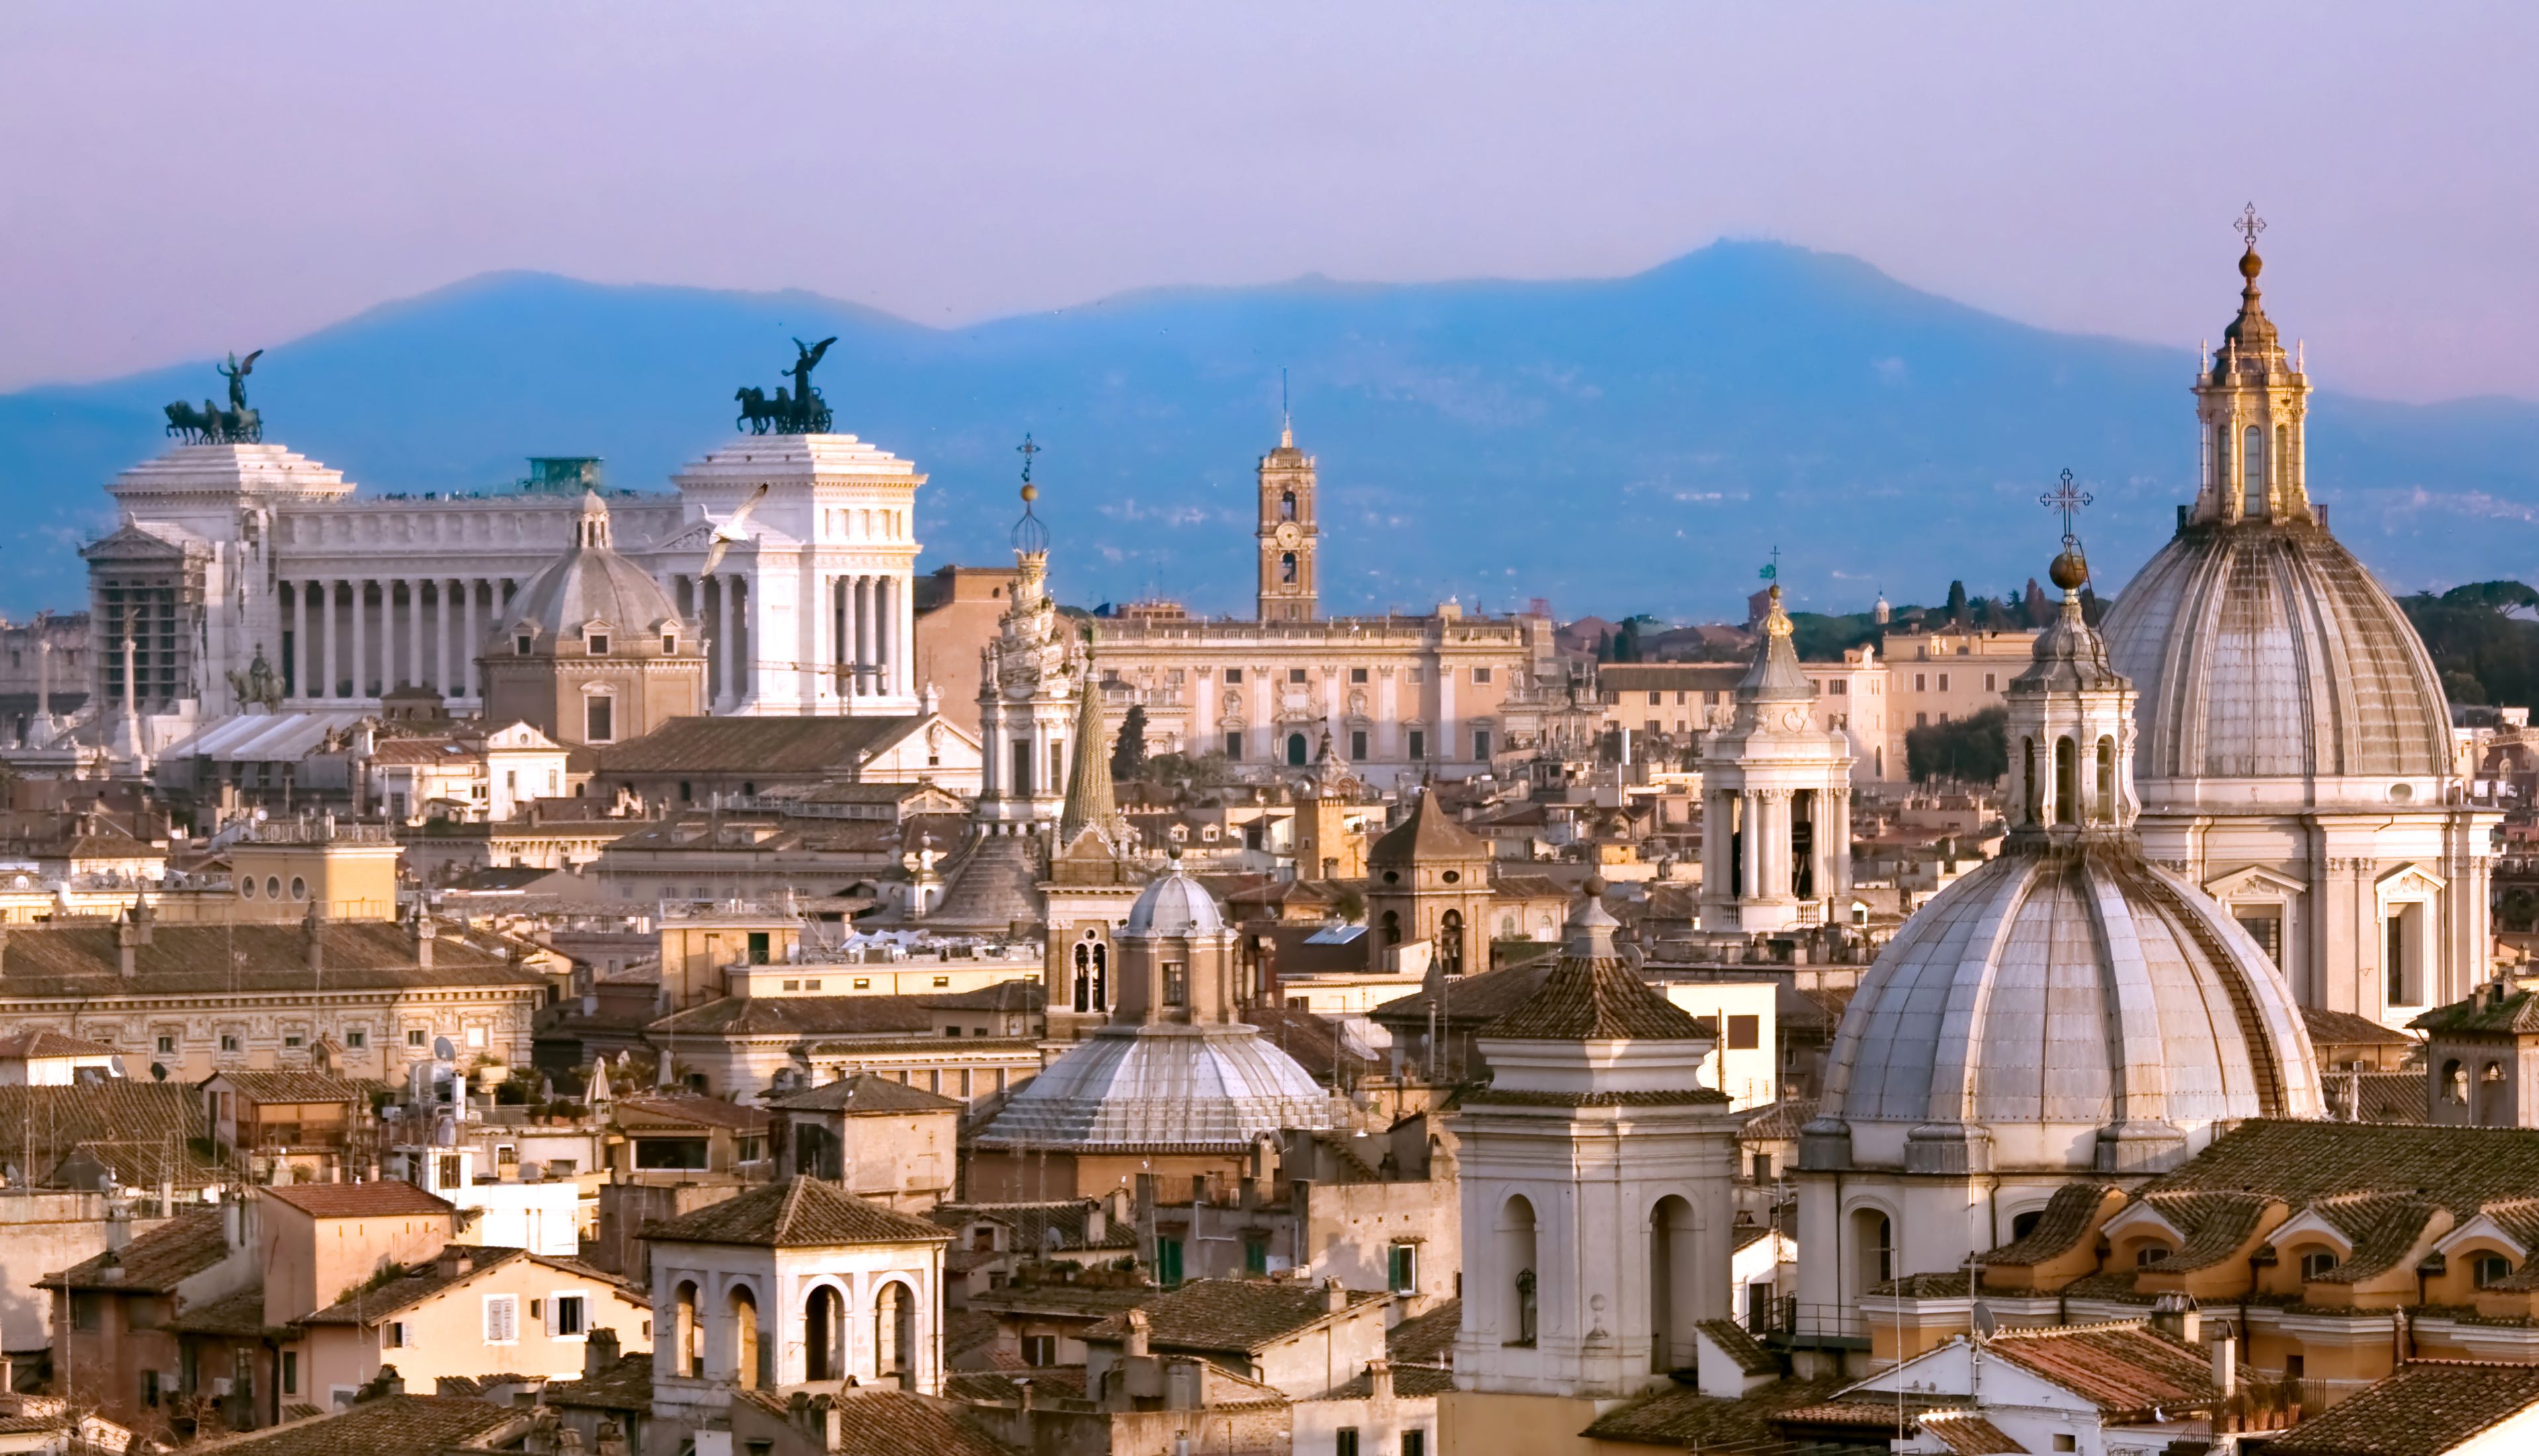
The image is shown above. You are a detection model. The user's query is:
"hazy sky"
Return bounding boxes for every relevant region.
[5,3,2534,400]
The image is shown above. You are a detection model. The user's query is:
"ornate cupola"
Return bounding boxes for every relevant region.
[2003,480,2138,836]
[1695,581,1853,936]
[2191,205,2312,526]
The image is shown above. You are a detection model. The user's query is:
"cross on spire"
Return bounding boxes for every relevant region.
[2041,468,2093,548]
[1016,433,1040,485]
[1759,544,1781,582]
[2236,202,2267,252]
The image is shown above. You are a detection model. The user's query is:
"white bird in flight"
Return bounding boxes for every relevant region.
[700,483,768,576]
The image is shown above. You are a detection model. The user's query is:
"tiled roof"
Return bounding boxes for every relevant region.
[2305,1005,2420,1047]
[259,1181,453,1220]
[1980,1323,2224,1418]
[613,1092,772,1131]
[2411,986,2539,1036]
[2331,1071,2431,1124]
[1982,1184,2116,1267]
[946,1366,1089,1404]
[44,1211,229,1293]
[768,1072,965,1115]
[2261,1359,2539,1456]
[944,1308,1000,1361]
[730,1387,1018,1456]
[1737,1097,1820,1141]
[203,1070,369,1105]
[1697,1318,1779,1377]
[2142,1190,2274,1274]
[0,1030,122,1059]
[1483,953,1708,1041]
[1314,1365,1457,1400]
[1367,790,1491,866]
[182,1395,520,1455]
[1243,1004,1361,1083]
[2142,1119,2539,1221]
[170,1285,275,1337]
[929,1199,1135,1252]
[922,981,1047,1012]
[2308,1194,2444,1285]
[594,715,923,775]
[968,1283,1157,1318]
[1580,1375,1855,1448]
[643,1176,951,1248]
[1387,1299,1460,1367]
[0,922,542,996]
[541,1352,651,1412]
[298,1246,529,1325]
[0,1082,206,1184]
[1080,1279,1386,1356]
[1915,1410,2029,1455]
[1369,959,1555,1030]
[648,993,936,1037]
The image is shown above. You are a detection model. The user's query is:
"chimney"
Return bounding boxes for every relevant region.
[435,1247,473,1279]
[584,1326,620,1379]
[1123,1309,1150,1359]
[105,1193,132,1250]
[412,907,435,970]
[221,1191,243,1250]
[115,911,142,979]
[2150,1291,2199,1346]
[2210,1330,2237,1400]
[823,1403,844,1451]
[1365,1358,1392,1404]
[593,1420,629,1456]
[1324,1276,1348,1314]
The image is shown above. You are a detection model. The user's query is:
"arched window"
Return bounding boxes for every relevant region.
[1500,1196,1539,1346]
[1437,910,1465,977]
[2299,1248,2340,1281]
[2275,423,2290,497]
[1649,1195,1698,1373]
[2478,1253,2516,1289]
[1851,1209,1893,1297]
[1279,551,1298,585]
[727,1284,762,1389]
[674,1280,701,1377]
[2242,424,2264,505]
[875,1281,914,1389]
[1380,910,1401,947]
[2009,1209,2044,1242]
[1092,942,1108,1012]
[2022,738,2040,824]
[2095,736,2116,823]
[1071,943,1091,1014]
[2444,1059,2468,1104]
[805,1285,845,1382]
[2054,737,2077,827]
[1279,490,1297,522]
[1287,733,1309,767]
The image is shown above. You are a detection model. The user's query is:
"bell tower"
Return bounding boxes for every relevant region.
[1256,401,1319,622]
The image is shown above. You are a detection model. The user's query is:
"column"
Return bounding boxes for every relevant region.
[856,577,878,697]
[1738,792,1761,914]
[719,576,739,709]
[463,580,480,703]
[897,577,914,699]
[877,577,897,697]
[292,583,310,702]
[350,580,368,700]
[406,580,424,694]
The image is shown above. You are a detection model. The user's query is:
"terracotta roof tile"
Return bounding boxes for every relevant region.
[730,1387,1018,1456]
[0,1082,206,1184]
[1482,955,1708,1041]
[0,1030,123,1059]
[612,1092,772,1131]
[1367,791,1491,866]
[1983,1184,2116,1267]
[170,1285,274,1337]
[768,1072,964,1114]
[1386,1299,1460,1367]
[1979,1323,2224,1418]
[2305,1005,2421,1047]
[596,716,925,776]
[1080,1279,1386,1357]
[202,1070,369,1105]
[182,1395,519,1455]
[541,1351,651,1412]
[259,1181,453,1220]
[1916,1410,2029,1455]
[0,922,541,996]
[643,1176,951,1248]
[44,1211,229,1293]
[2262,1359,2539,1456]
[929,1199,1136,1253]
[1580,1375,1855,1447]
[1696,1318,1779,1376]
[1314,1365,1457,1400]
[648,994,936,1037]
[2142,1119,2539,1220]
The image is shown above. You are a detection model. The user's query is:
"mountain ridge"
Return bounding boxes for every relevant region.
[4,241,2536,620]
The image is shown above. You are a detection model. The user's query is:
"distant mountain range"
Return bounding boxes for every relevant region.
[4,241,2537,621]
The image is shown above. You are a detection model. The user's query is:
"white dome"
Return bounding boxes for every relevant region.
[975,1024,1337,1152]
[1814,843,2324,1174]
[2101,522,2453,788]
[1123,862,1223,938]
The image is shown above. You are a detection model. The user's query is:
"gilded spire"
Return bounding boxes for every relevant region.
[1736,580,1811,704]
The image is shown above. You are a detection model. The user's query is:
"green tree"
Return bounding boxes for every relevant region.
[1906,706,2009,784]
[1945,579,1968,627]
[1110,704,1149,782]
[1613,619,1642,663]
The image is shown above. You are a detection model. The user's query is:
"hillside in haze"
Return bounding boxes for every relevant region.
[4,241,2537,620]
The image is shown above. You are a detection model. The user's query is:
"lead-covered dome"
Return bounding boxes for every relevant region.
[503,493,688,647]
[1122,856,1223,937]
[972,1022,1338,1153]
[2100,524,2454,787]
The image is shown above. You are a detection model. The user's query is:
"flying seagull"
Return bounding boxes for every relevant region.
[700,483,769,576]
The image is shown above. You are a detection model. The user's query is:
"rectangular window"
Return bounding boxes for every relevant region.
[1472,729,1492,759]
[155,1034,175,1054]
[282,1350,298,1395]
[1646,719,1662,736]
[1350,730,1367,761]
[1915,712,1928,728]
[2236,910,2282,967]
[1224,731,1242,760]
[385,1321,408,1349]
[69,1293,101,1331]
[1914,674,1926,692]
[1244,1236,1270,1276]
[1403,1434,1426,1456]
[1830,680,1847,696]
[1022,1334,1057,1366]
[1336,1429,1360,1456]
[585,695,614,744]
[1389,1243,1418,1293]
[1726,1014,1761,1050]
[1157,1236,1185,1287]
[1164,961,1188,1006]
[346,1029,366,1049]
[438,1154,463,1188]
[409,1028,428,1048]
[283,1033,304,1049]
[1225,667,1242,684]
[552,1294,586,1338]
[1350,667,1368,684]
[484,1295,518,1344]
[218,1033,239,1053]
[633,1138,711,1170]
[1288,668,1307,684]
[1752,1151,1774,1183]
[1408,730,1426,760]
[516,633,534,656]
[1648,690,1663,706]
[587,632,609,657]
[1983,672,1997,692]
[1472,667,1492,684]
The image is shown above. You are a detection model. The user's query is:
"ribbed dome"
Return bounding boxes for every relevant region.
[1123,858,1223,937]
[1817,842,2324,1168]
[504,493,687,645]
[2100,523,2453,786]
[973,1024,1337,1152]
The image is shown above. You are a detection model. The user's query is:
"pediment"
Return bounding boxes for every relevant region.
[2435,1208,2538,1262]
[2101,1201,2189,1246]
[2376,862,2448,899]
[2204,864,2308,900]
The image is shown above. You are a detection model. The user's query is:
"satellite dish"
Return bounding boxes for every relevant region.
[432,1036,456,1061]
[1972,1301,1998,1340]
[149,1062,166,1082]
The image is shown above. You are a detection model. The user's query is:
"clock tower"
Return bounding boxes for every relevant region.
[1255,417,1319,622]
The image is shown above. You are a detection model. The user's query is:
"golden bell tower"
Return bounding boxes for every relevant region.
[1255,392,1320,622]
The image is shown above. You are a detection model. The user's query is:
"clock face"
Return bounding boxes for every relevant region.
[1273,521,1303,547]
